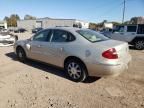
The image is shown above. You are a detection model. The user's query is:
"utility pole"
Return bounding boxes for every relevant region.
[122,0,126,23]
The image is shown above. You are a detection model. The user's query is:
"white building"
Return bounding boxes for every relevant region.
[17,18,89,30]
[104,22,113,29]
[0,21,7,29]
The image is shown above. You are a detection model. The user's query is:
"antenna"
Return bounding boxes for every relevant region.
[122,0,126,23]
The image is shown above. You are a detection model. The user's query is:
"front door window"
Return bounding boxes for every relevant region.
[33,30,51,42]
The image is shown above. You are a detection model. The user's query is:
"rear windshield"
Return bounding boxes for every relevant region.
[76,29,109,42]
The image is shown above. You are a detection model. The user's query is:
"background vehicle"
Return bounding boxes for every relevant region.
[32,27,43,33]
[14,27,131,82]
[100,28,113,36]
[0,32,18,46]
[14,28,27,33]
[105,24,144,50]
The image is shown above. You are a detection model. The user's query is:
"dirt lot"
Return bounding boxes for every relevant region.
[0,32,144,108]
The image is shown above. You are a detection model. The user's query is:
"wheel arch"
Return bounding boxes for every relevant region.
[16,45,26,55]
[64,56,88,75]
[130,36,144,45]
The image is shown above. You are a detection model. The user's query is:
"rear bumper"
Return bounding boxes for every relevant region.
[86,55,132,77]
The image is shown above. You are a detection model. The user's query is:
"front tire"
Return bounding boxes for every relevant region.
[134,40,144,50]
[65,59,88,82]
[16,47,26,62]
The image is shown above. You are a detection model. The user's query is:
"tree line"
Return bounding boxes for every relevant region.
[89,17,144,30]
[3,14,144,28]
[4,14,36,27]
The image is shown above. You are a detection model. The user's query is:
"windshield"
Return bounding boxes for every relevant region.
[77,29,109,42]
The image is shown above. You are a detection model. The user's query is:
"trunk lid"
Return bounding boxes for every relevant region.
[94,40,130,63]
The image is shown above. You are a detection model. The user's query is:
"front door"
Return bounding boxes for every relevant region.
[110,26,126,41]
[28,30,52,62]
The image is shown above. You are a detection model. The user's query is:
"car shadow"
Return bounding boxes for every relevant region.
[5,52,101,83]
[129,45,144,51]
[129,46,137,50]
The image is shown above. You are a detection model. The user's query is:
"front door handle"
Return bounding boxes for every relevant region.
[60,47,64,51]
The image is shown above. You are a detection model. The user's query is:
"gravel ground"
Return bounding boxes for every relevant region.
[0,32,144,108]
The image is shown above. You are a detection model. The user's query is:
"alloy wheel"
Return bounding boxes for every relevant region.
[18,50,23,58]
[135,40,144,50]
[17,48,26,62]
[67,62,82,80]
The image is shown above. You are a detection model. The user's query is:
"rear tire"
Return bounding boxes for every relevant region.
[16,47,26,63]
[134,40,144,50]
[65,59,88,82]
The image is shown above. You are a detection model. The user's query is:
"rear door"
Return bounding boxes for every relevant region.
[124,25,137,42]
[109,26,126,41]
[46,29,76,67]
[110,25,137,42]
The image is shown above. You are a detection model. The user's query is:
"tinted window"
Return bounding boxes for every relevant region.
[33,30,51,42]
[114,26,124,32]
[127,26,137,32]
[67,32,76,42]
[51,30,75,42]
[77,29,109,42]
[137,25,144,34]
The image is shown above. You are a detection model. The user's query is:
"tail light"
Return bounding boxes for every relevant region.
[102,48,118,59]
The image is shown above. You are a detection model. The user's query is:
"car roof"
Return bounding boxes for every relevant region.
[45,27,82,32]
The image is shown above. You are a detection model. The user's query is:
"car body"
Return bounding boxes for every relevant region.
[100,28,113,36]
[0,28,8,33]
[32,27,43,33]
[0,32,18,46]
[14,28,27,33]
[105,24,144,50]
[14,27,131,82]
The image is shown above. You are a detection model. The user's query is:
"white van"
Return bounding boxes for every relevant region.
[105,24,144,50]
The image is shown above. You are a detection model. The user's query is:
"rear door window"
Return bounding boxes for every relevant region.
[127,26,137,32]
[137,25,144,34]
[51,30,75,42]
[114,26,125,32]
